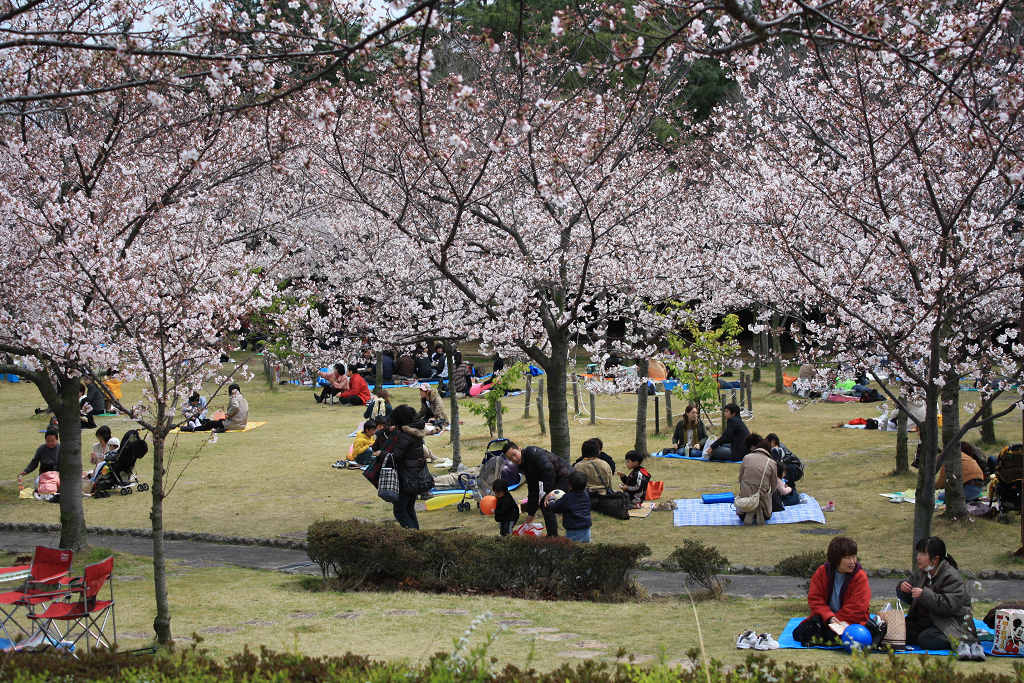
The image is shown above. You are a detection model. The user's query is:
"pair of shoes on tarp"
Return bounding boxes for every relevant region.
[736,631,779,650]
[956,642,986,661]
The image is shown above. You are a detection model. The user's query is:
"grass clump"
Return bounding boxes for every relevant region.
[774,550,826,578]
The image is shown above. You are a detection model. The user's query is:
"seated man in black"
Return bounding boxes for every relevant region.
[707,403,749,462]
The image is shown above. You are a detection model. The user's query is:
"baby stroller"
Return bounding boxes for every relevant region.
[93,429,150,498]
[990,444,1023,517]
[476,438,521,498]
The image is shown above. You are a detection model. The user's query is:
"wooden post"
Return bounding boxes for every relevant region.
[720,394,727,433]
[589,391,596,425]
[745,376,753,412]
[537,377,546,435]
[654,395,660,435]
[665,385,673,429]
[495,398,503,438]
[730,388,737,406]
[523,374,532,418]
[572,374,579,415]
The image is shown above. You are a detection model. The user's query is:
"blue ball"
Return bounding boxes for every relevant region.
[841,623,873,651]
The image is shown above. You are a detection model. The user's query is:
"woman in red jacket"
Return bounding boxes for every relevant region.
[793,536,871,645]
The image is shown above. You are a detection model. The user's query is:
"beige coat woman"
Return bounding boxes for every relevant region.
[738,448,778,525]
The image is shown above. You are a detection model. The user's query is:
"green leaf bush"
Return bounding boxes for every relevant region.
[5,647,1021,682]
[774,550,826,578]
[306,520,649,600]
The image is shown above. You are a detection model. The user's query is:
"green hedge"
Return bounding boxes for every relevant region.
[306,520,649,600]
[3,647,1021,682]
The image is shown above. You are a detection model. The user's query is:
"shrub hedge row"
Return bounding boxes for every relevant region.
[3,647,1020,682]
[306,520,649,600]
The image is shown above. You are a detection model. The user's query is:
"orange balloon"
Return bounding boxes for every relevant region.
[479,495,497,515]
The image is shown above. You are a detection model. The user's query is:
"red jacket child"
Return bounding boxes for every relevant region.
[806,562,871,626]
[339,372,372,405]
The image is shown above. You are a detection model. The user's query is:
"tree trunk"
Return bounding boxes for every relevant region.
[523,374,531,418]
[979,400,996,444]
[771,313,784,393]
[895,387,909,475]
[544,337,571,461]
[151,430,172,645]
[940,378,967,520]
[374,350,384,392]
[753,329,766,383]
[635,360,648,454]
[913,385,940,562]
[445,347,461,469]
[55,377,87,551]
[495,398,503,438]
[536,376,546,435]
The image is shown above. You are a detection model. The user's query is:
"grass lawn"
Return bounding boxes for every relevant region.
[1,354,1023,573]
[0,549,1016,675]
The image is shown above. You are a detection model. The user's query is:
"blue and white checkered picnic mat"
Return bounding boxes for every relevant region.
[672,494,826,527]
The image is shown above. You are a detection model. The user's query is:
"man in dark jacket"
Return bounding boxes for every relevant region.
[20,429,60,489]
[708,403,749,462]
[502,441,572,537]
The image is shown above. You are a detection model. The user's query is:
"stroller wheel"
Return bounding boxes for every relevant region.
[457,501,471,512]
[120,487,131,496]
[138,483,149,492]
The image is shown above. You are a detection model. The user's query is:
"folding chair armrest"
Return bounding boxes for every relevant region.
[21,587,78,601]
[30,570,70,585]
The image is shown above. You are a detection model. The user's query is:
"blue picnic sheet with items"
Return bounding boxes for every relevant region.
[672,494,826,527]
[777,617,1007,656]
[652,448,707,461]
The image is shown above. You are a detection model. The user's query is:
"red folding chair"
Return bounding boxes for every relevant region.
[29,556,116,654]
[0,546,72,644]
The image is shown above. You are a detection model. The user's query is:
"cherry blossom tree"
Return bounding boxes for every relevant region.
[701,38,1023,552]
[303,32,708,460]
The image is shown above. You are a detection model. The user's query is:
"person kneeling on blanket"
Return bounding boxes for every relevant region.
[794,536,872,646]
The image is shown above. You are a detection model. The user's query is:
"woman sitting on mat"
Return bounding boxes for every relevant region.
[898,537,984,660]
[793,536,871,645]
[186,383,248,432]
[736,436,777,525]
[672,404,707,454]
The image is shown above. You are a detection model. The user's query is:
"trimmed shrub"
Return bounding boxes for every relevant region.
[306,520,649,600]
[665,539,730,597]
[775,550,826,578]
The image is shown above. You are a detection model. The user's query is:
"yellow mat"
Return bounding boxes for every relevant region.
[169,421,266,435]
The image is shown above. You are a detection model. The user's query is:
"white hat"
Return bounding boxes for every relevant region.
[107,436,120,449]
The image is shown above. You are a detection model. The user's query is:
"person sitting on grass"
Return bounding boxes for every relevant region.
[493,478,520,536]
[545,471,592,543]
[183,391,208,431]
[574,438,614,495]
[619,450,650,508]
[672,403,707,454]
[337,418,383,469]
[898,536,985,661]
[315,363,350,404]
[337,365,372,406]
[90,425,116,465]
[793,536,871,646]
[935,443,987,502]
[736,437,777,525]
[765,433,801,507]
[186,383,248,432]
[707,403,749,462]
[19,428,60,493]
[79,384,97,428]
[417,383,449,428]
[572,436,616,474]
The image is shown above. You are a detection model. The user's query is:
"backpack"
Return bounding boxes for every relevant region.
[772,446,804,483]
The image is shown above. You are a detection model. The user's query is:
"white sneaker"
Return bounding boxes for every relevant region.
[736,630,758,649]
[754,633,780,650]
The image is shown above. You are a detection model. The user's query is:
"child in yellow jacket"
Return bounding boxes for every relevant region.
[334,418,383,469]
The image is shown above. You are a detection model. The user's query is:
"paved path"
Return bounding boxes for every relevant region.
[2,529,1022,600]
